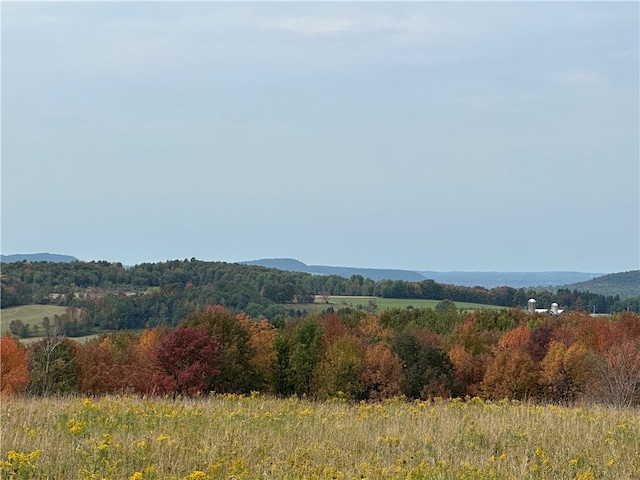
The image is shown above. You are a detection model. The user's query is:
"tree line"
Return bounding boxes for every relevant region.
[2,305,640,407]
[1,260,634,333]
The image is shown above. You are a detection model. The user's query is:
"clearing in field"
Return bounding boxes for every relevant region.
[0,305,68,335]
[302,295,505,313]
[0,304,112,344]
[2,394,638,479]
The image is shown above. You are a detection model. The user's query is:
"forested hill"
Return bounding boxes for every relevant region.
[242,258,602,287]
[417,271,602,289]
[562,270,640,300]
[1,259,633,330]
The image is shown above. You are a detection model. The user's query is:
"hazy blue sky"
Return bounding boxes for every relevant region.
[2,2,638,273]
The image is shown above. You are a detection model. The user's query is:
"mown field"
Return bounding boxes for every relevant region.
[2,394,638,479]
[1,297,501,335]
[0,305,68,335]
[0,305,108,344]
[300,296,504,315]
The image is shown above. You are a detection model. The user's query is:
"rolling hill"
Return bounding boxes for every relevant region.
[417,271,603,289]
[242,258,426,282]
[561,270,640,299]
[3,253,634,299]
[242,258,603,288]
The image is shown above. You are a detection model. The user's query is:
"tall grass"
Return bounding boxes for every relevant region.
[2,394,638,479]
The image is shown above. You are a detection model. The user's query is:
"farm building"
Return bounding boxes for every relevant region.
[527,298,564,315]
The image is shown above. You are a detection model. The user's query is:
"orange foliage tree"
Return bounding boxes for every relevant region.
[236,314,278,393]
[588,313,640,406]
[482,323,540,400]
[76,338,118,394]
[359,343,404,400]
[318,314,350,344]
[1,336,29,396]
[447,344,492,397]
[540,341,594,403]
[355,315,392,345]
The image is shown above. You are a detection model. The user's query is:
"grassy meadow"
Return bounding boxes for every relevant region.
[298,296,504,315]
[0,305,68,335]
[0,305,109,344]
[1,297,501,335]
[2,394,638,479]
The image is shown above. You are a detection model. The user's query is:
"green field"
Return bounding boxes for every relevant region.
[291,296,505,315]
[0,304,69,335]
[1,394,637,479]
[2,298,503,340]
[1,305,109,344]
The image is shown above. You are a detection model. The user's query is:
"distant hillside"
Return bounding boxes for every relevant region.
[242,258,425,282]
[243,258,603,288]
[243,258,309,272]
[561,270,640,300]
[2,258,632,321]
[0,253,78,263]
[418,271,602,289]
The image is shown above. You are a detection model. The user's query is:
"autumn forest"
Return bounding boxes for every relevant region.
[1,259,639,406]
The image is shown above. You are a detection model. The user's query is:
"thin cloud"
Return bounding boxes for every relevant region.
[455,92,545,110]
[367,12,473,36]
[554,71,604,88]
[268,15,356,35]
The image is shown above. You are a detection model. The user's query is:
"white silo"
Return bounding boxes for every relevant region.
[528,298,536,313]
[550,303,559,314]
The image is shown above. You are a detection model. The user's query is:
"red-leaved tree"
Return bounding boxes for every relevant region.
[153,327,219,396]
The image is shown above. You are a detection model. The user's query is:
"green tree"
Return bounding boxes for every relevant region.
[42,316,51,336]
[9,319,29,338]
[273,334,295,396]
[315,335,365,399]
[393,331,459,399]
[26,337,79,395]
[180,305,256,393]
[290,318,323,397]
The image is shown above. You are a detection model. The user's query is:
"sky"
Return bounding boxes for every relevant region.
[1,1,639,273]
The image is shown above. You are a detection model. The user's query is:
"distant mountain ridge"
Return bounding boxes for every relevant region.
[1,253,78,263]
[242,258,425,282]
[242,258,603,288]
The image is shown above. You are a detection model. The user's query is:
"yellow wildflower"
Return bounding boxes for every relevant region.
[185,470,208,479]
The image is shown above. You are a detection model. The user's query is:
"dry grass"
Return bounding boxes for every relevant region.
[1,395,639,479]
